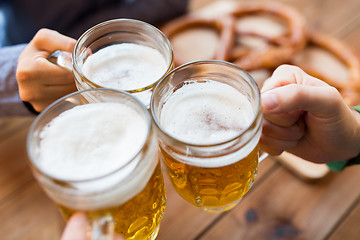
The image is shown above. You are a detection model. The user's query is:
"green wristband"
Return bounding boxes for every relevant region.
[326,105,360,172]
[354,105,360,112]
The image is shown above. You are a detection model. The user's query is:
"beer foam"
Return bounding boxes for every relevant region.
[38,102,148,181]
[82,43,167,90]
[160,80,261,168]
[160,80,254,145]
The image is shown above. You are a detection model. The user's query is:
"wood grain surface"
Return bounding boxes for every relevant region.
[1,0,360,239]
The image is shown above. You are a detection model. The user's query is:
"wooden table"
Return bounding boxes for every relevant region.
[1,0,360,239]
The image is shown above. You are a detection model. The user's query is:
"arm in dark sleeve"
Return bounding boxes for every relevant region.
[3,0,189,45]
[67,0,189,38]
[0,44,33,117]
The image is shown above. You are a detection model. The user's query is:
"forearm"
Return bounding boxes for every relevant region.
[0,44,32,117]
[67,0,190,38]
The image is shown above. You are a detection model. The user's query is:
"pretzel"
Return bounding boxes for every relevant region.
[161,15,235,66]
[292,31,360,105]
[162,2,307,71]
[230,2,307,71]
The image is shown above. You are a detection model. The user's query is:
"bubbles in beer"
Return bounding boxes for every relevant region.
[82,43,167,90]
[160,80,254,145]
[38,102,148,181]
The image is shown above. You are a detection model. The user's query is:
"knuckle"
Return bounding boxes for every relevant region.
[327,86,344,107]
[16,68,32,83]
[16,72,40,102]
[18,88,34,102]
[275,64,301,74]
[328,86,341,97]
[32,28,57,45]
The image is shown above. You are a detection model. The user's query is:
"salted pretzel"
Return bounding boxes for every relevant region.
[292,31,360,106]
[162,2,307,71]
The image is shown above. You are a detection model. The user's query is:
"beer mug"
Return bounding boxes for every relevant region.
[49,19,174,107]
[151,60,263,213]
[27,89,166,240]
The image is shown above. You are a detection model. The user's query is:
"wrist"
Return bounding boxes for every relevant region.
[327,153,360,172]
[327,105,360,171]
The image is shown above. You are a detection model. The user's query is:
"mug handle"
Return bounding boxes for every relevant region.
[48,50,72,70]
[259,151,269,163]
[89,213,115,240]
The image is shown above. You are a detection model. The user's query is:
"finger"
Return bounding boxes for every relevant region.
[44,66,75,86]
[114,235,125,240]
[263,109,304,127]
[37,83,77,100]
[32,28,76,53]
[32,58,75,86]
[261,84,343,119]
[17,57,75,86]
[20,83,77,111]
[260,133,299,156]
[261,64,328,92]
[61,212,88,240]
[262,118,305,141]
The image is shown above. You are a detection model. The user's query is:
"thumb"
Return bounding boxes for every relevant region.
[261,83,342,119]
[61,212,125,240]
[32,28,76,53]
[61,212,88,240]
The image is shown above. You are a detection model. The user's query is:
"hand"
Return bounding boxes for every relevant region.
[61,212,124,240]
[260,64,360,163]
[16,29,77,112]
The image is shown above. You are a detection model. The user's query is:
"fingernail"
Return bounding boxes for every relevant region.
[261,93,278,110]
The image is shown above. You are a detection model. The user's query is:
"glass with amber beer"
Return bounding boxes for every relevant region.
[151,60,262,213]
[27,89,166,239]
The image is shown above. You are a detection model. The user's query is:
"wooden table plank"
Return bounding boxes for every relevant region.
[0,118,65,239]
[0,182,64,240]
[0,117,34,142]
[0,117,35,202]
[328,197,360,240]
[198,166,360,240]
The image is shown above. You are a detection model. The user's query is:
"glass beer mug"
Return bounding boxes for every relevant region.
[49,19,174,107]
[151,60,263,213]
[27,88,166,240]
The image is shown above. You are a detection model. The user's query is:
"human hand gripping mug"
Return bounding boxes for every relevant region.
[48,19,174,108]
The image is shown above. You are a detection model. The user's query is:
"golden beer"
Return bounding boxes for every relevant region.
[151,61,263,213]
[160,145,258,212]
[27,89,166,239]
[59,163,166,240]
